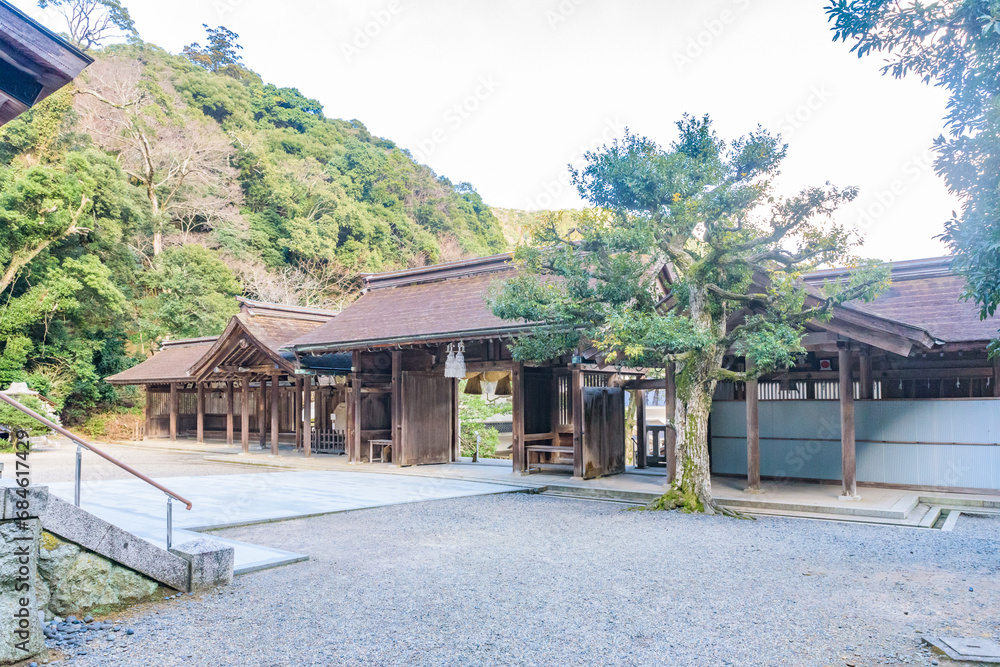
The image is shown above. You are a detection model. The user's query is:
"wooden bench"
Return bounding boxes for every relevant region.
[369,438,391,463]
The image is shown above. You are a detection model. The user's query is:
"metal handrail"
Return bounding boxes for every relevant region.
[0,392,192,547]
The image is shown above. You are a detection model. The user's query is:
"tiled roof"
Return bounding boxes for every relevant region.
[807,257,998,343]
[105,338,216,385]
[290,268,524,350]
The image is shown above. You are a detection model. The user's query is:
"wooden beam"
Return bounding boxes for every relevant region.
[144,387,152,440]
[635,389,647,469]
[217,364,279,375]
[240,375,250,454]
[859,345,873,400]
[226,381,234,446]
[664,363,677,484]
[839,345,857,498]
[303,375,312,458]
[571,367,583,479]
[270,372,280,455]
[745,360,760,492]
[994,357,1000,398]
[196,382,205,443]
[512,361,526,474]
[391,350,402,465]
[169,383,178,442]
[352,372,362,463]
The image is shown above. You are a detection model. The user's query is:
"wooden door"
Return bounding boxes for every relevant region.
[582,386,626,479]
[400,372,454,465]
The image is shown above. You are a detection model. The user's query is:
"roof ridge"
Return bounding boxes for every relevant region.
[362,254,514,290]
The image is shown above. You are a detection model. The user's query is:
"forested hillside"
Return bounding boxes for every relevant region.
[0,31,507,423]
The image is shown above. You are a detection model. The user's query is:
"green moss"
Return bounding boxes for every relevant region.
[40,530,62,551]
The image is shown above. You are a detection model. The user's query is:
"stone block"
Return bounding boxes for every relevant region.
[0,518,44,665]
[170,538,234,592]
[0,480,48,520]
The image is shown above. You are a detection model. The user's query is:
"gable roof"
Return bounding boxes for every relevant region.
[289,254,526,352]
[105,338,217,385]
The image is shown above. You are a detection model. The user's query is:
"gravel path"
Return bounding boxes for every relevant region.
[47,495,1000,667]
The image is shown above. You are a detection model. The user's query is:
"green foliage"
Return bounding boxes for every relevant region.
[144,245,240,338]
[458,379,511,458]
[0,37,508,426]
[826,1,1000,342]
[0,395,55,439]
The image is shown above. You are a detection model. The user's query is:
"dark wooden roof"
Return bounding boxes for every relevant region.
[0,0,93,126]
[105,300,336,385]
[290,255,527,351]
[806,257,997,344]
[105,338,217,385]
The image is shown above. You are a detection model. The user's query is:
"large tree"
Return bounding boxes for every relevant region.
[826,1,1000,339]
[491,116,888,514]
[38,0,136,51]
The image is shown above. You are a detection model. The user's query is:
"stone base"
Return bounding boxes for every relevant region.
[170,539,234,592]
[0,518,44,666]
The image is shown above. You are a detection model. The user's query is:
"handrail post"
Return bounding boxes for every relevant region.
[166,496,173,550]
[74,443,82,507]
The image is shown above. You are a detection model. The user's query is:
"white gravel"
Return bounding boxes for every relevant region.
[48,494,1000,667]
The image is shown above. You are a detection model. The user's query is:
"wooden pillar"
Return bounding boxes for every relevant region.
[257,378,267,449]
[859,344,873,400]
[143,387,152,440]
[196,382,205,443]
[168,383,178,441]
[303,375,312,458]
[293,377,302,450]
[391,350,402,465]
[635,389,647,469]
[570,367,583,479]
[512,361,526,474]
[452,377,461,462]
[746,359,760,492]
[270,372,280,455]
[993,357,1000,398]
[240,375,250,454]
[664,362,677,484]
[352,374,363,463]
[839,344,857,498]
[225,381,234,446]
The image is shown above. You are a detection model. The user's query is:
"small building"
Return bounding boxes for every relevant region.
[288,254,638,478]
[106,298,350,453]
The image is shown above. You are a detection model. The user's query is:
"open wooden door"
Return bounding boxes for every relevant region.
[582,386,626,479]
[399,372,454,465]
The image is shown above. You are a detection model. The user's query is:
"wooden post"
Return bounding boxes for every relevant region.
[168,383,178,441]
[271,372,280,455]
[352,372,363,463]
[839,344,857,498]
[635,389,647,469]
[452,377,461,462]
[391,350,402,465]
[257,378,266,449]
[143,387,152,441]
[993,357,1000,398]
[664,362,677,484]
[512,361,526,474]
[570,367,583,479]
[293,377,302,450]
[225,381,234,446]
[196,383,205,443]
[859,344,873,400]
[303,375,312,458]
[746,359,760,492]
[240,375,250,454]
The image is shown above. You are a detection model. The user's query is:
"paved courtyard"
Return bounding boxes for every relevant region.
[49,493,1000,667]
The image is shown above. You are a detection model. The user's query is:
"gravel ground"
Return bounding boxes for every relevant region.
[0,441,276,483]
[42,493,999,667]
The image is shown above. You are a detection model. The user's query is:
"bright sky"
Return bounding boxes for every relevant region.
[24,0,961,261]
